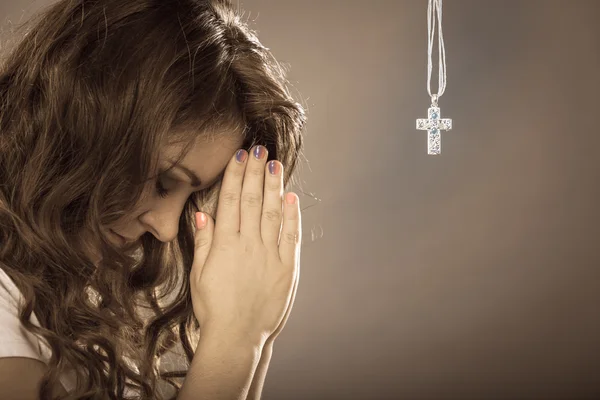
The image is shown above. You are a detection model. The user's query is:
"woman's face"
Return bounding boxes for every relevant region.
[87,131,244,264]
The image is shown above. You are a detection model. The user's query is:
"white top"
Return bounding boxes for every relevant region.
[0,267,139,397]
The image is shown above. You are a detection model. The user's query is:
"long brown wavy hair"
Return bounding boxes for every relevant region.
[0,0,306,398]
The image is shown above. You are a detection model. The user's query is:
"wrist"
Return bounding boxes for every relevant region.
[199,323,268,351]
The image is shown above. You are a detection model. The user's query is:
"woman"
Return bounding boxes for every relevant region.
[0,0,305,398]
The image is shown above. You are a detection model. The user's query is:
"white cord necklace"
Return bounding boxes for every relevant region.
[416,0,453,155]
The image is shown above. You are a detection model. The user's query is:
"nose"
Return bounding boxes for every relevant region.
[140,211,182,244]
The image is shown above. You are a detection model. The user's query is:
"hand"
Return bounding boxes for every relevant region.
[265,250,300,345]
[189,145,302,346]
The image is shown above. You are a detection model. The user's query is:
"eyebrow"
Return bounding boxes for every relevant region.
[166,160,202,188]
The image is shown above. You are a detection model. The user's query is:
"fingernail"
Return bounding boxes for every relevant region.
[196,212,207,229]
[235,149,248,163]
[253,145,266,160]
[286,193,296,204]
[268,160,280,175]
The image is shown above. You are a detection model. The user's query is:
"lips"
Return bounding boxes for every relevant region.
[110,229,136,244]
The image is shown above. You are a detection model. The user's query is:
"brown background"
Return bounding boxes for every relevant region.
[2,1,599,399]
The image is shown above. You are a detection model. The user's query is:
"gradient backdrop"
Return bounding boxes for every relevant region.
[1,1,599,399]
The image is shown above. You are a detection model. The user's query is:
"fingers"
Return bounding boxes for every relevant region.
[213,149,249,237]
[214,144,301,270]
[261,159,284,249]
[240,145,268,236]
[278,192,301,266]
[192,211,214,281]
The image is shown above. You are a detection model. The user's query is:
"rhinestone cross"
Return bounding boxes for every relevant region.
[416,106,452,155]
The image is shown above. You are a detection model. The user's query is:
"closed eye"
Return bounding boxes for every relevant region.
[155,177,170,198]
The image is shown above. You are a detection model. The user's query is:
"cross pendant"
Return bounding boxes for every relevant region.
[416,106,452,155]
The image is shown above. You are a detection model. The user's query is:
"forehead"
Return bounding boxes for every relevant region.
[161,132,245,185]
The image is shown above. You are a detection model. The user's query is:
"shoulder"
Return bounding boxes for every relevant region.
[0,267,46,361]
[0,268,69,396]
[0,268,139,397]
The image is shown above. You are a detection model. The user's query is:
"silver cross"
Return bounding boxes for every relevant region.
[416,106,452,155]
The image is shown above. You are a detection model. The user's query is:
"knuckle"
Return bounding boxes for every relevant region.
[215,241,231,252]
[265,179,281,191]
[230,166,245,178]
[248,166,264,177]
[195,237,211,248]
[220,191,239,206]
[282,231,300,245]
[263,208,282,222]
[241,192,263,207]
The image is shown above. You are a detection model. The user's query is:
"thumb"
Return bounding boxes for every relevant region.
[192,211,213,279]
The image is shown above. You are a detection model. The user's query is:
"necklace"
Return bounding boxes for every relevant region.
[416,0,452,155]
